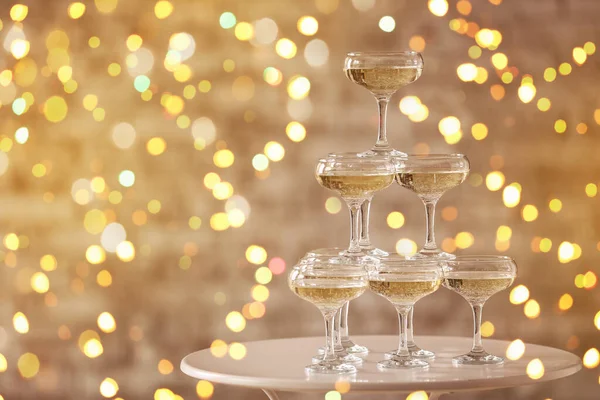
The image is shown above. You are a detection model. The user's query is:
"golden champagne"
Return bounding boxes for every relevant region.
[293,284,366,308]
[317,174,394,198]
[345,66,422,95]
[444,273,514,302]
[369,279,441,304]
[397,171,467,197]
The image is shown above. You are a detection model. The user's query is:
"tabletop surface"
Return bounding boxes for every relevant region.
[180,335,582,393]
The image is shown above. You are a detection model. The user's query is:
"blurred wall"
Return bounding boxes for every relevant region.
[0,0,598,399]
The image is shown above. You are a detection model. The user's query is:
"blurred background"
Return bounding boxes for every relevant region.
[0,0,598,399]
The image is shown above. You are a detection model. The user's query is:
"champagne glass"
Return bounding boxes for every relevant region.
[299,249,378,357]
[395,154,470,258]
[288,260,368,374]
[316,153,395,258]
[343,51,423,156]
[376,254,436,360]
[368,257,442,369]
[442,256,517,365]
[344,52,423,257]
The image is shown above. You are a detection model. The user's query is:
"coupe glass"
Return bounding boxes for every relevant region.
[288,260,368,374]
[298,250,377,357]
[377,254,436,360]
[316,153,395,258]
[368,257,442,369]
[442,256,517,365]
[395,154,469,258]
[343,51,424,156]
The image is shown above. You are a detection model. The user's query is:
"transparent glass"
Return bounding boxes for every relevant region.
[395,154,470,258]
[368,257,442,369]
[344,51,424,156]
[315,153,395,258]
[288,260,369,374]
[298,249,378,356]
[442,256,517,365]
[377,254,436,360]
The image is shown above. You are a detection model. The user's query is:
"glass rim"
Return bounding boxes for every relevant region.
[396,153,467,160]
[319,152,394,162]
[444,255,516,264]
[346,51,422,57]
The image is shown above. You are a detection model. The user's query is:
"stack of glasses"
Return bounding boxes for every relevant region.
[288,51,519,375]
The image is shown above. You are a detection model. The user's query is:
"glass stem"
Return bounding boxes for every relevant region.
[471,303,485,353]
[374,96,390,149]
[422,199,439,251]
[359,197,373,248]
[322,309,338,361]
[395,305,412,357]
[339,302,349,341]
[407,307,415,347]
[346,199,364,253]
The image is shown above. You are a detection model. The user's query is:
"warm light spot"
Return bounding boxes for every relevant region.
[522,204,538,222]
[456,63,477,82]
[524,299,540,319]
[485,171,505,191]
[537,98,551,112]
[287,76,311,100]
[496,225,512,241]
[396,238,417,256]
[379,16,396,32]
[509,285,529,304]
[409,36,426,52]
[68,2,86,19]
[286,121,306,142]
[13,312,29,334]
[406,391,429,400]
[399,96,421,115]
[576,123,588,134]
[154,1,173,19]
[491,53,508,69]
[252,154,269,171]
[196,380,214,398]
[471,123,488,140]
[225,311,246,333]
[246,245,267,264]
[428,0,449,16]
[325,197,342,214]
[210,340,228,358]
[584,271,597,289]
[213,149,234,168]
[387,211,405,229]
[255,267,273,285]
[297,16,319,36]
[0,354,7,372]
[502,184,520,208]
[210,213,230,231]
[518,84,536,104]
[31,272,50,293]
[100,378,119,398]
[438,116,461,136]
[17,353,39,379]
[10,4,29,22]
[252,285,270,302]
[475,29,494,48]
[481,321,494,337]
[559,62,572,75]
[573,47,587,65]
[335,380,351,394]
[554,119,567,134]
[558,293,573,311]
[441,206,458,221]
[506,339,526,360]
[97,270,112,287]
[43,96,68,122]
[558,241,575,263]
[586,183,597,197]
[86,245,106,265]
[583,348,600,369]
[455,232,474,249]
[40,254,58,271]
[468,45,482,59]
[594,311,600,330]
[264,141,285,161]
[229,342,247,360]
[490,84,505,101]
[83,338,104,358]
[276,38,297,59]
[526,358,545,380]
[540,238,552,253]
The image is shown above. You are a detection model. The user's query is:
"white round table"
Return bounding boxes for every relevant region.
[181,335,582,399]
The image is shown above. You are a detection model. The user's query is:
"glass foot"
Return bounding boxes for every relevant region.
[415,249,456,259]
[359,246,389,257]
[359,148,407,158]
[452,351,504,365]
[385,346,435,360]
[305,361,356,374]
[377,357,429,370]
[312,353,362,365]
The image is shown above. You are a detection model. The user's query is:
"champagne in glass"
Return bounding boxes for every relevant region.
[442,256,517,365]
